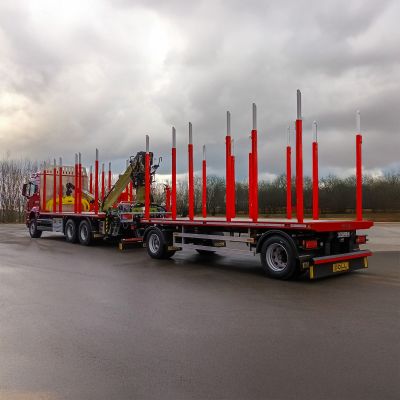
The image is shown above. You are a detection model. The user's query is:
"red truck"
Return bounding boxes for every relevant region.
[22,91,373,280]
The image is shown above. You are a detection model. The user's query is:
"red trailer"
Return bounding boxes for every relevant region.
[140,90,373,280]
[23,91,373,280]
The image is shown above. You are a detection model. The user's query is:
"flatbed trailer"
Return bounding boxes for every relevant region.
[140,217,372,279]
[24,90,373,280]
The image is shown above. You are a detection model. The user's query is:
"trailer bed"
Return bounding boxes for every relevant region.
[141,217,373,232]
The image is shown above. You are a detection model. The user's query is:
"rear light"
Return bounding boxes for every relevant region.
[303,239,318,249]
[356,235,367,244]
[120,213,133,222]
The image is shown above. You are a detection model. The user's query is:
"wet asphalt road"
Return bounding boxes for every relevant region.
[0,225,399,400]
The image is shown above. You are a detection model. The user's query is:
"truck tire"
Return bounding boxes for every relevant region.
[65,219,78,243]
[29,219,42,238]
[146,229,175,259]
[260,235,298,280]
[78,220,93,246]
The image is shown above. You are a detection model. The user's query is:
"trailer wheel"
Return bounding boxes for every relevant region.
[260,235,297,279]
[29,219,42,238]
[146,229,174,259]
[78,220,93,246]
[65,219,78,243]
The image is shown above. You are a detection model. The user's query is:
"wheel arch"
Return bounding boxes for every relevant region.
[256,230,299,258]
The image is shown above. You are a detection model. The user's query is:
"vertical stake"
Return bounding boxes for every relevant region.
[356,110,363,221]
[251,103,258,222]
[101,163,105,201]
[89,165,93,194]
[188,122,194,220]
[94,149,99,214]
[231,138,236,219]
[74,154,78,213]
[145,135,150,220]
[296,90,304,223]
[226,111,232,221]
[53,159,57,212]
[171,127,177,220]
[286,125,292,219]
[202,145,207,219]
[312,121,319,220]
[42,162,47,212]
[58,157,63,213]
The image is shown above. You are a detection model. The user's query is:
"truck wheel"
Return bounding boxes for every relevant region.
[65,219,78,243]
[260,235,297,280]
[78,220,93,246]
[29,219,42,238]
[146,229,174,259]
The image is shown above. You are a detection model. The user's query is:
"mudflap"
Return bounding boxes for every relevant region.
[309,250,372,280]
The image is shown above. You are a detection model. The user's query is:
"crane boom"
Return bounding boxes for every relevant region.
[101,151,158,212]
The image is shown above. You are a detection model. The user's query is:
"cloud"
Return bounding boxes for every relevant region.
[0,0,399,181]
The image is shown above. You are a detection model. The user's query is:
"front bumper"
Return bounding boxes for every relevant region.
[309,250,372,279]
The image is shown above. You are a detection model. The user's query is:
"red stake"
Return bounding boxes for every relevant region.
[58,157,62,213]
[74,154,78,213]
[226,111,232,221]
[89,165,93,194]
[53,159,57,212]
[202,145,207,218]
[251,103,258,222]
[108,162,112,192]
[171,127,177,220]
[231,144,236,218]
[312,121,319,220]
[42,162,47,212]
[188,122,194,220]
[94,149,99,214]
[356,111,363,221]
[101,163,105,201]
[295,90,304,223]
[286,144,292,220]
[145,135,150,220]
[78,153,82,213]
[248,152,253,219]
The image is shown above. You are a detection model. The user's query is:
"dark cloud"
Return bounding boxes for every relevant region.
[0,0,399,180]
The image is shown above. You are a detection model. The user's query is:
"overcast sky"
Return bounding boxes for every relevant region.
[0,0,399,181]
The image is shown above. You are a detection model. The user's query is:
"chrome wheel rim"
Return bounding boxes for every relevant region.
[149,233,160,254]
[266,243,288,272]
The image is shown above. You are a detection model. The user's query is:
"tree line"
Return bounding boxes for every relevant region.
[1,157,399,222]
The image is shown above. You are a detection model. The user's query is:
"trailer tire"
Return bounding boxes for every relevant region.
[78,220,93,246]
[146,229,174,259]
[65,219,78,243]
[29,219,42,238]
[260,235,298,280]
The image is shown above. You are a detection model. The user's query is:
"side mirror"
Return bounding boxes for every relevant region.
[22,183,28,197]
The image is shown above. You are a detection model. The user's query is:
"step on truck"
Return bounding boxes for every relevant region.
[23,90,373,280]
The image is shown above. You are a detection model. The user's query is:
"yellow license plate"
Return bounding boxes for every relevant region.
[333,261,350,272]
